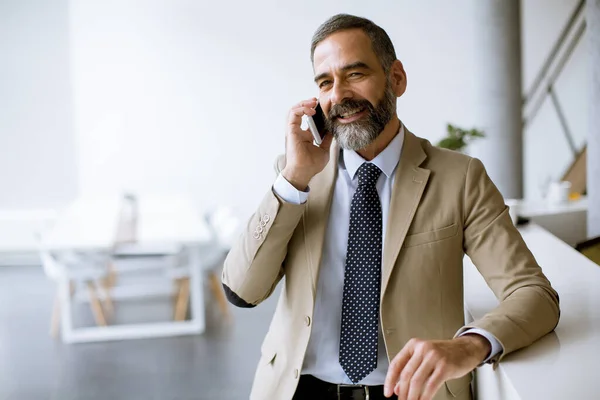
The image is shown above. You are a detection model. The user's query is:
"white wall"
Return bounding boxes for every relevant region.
[0,0,78,209]
[68,0,479,218]
[0,0,588,220]
[522,0,588,200]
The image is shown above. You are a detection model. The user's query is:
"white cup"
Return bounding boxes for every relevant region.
[546,181,571,205]
[505,199,521,225]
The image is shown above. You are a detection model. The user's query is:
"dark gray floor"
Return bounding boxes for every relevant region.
[0,265,279,400]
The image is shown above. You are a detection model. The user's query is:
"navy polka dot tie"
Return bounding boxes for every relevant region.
[339,162,383,383]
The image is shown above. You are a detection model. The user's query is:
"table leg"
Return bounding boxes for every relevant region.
[187,245,206,333]
[58,278,75,343]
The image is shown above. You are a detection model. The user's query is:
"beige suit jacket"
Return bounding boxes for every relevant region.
[222,129,560,400]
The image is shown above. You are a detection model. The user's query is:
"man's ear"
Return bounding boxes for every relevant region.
[390,59,407,97]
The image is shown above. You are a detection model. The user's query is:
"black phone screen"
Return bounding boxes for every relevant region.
[312,103,327,139]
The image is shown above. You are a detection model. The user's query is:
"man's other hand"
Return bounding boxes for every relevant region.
[383,335,490,399]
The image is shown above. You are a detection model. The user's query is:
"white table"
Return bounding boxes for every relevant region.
[465,223,600,399]
[41,195,123,252]
[42,194,212,343]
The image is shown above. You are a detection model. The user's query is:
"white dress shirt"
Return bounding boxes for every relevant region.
[273,125,502,385]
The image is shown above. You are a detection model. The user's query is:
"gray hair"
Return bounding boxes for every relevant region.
[310,14,397,73]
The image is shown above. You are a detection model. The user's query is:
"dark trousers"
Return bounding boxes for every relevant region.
[293,374,398,400]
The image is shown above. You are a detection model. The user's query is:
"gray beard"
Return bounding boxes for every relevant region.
[330,84,397,151]
[334,118,382,151]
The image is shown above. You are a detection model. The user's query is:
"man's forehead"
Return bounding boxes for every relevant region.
[313,29,376,72]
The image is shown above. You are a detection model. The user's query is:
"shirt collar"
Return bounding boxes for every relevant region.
[343,123,405,180]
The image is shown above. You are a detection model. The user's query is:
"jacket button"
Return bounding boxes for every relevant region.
[294,369,299,379]
[304,316,311,326]
[262,214,270,223]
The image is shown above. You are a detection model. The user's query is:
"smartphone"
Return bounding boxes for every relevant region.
[306,102,327,145]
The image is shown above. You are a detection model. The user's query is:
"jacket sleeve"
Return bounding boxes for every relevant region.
[221,155,306,307]
[456,157,560,366]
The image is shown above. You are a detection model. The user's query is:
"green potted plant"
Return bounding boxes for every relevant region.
[436,124,485,153]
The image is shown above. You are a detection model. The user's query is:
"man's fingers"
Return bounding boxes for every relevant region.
[384,345,413,397]
[419,366,445,400]
[287,97,318,126]
[296,128,318,143]
[292,98,317,109]
[406,354,437,400]
[291,106,316,117]
[288,106,316,126]
[395,350,423,399]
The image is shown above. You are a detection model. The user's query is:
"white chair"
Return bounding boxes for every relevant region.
[111,243,191,321]
[108,206,240,323]
[41,249,113,338]
[164,205,240,322]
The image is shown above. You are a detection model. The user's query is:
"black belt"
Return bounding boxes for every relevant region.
[293,374,397,400]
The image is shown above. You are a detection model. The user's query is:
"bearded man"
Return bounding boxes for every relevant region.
[222,13,560,400]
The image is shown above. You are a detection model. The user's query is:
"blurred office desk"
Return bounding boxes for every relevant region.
[518,196,588,246]
[464,223,600,399]
[42,195,123,251]
[42,194,212,343]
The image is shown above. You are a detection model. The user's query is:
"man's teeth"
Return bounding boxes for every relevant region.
[340,108,364,118]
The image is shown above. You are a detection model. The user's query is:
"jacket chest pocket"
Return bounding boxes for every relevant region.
[403,223,458,248]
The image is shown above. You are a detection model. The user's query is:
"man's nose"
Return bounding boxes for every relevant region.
[329,81,352,106]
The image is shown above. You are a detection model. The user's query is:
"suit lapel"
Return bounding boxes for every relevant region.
[304,141,339,298]
[381,130,430,296]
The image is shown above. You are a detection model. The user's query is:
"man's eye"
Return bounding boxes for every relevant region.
[349,72,363,78]
[319,80,332,88]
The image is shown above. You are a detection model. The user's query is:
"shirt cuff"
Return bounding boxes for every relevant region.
[459,328,504,365]
[273,173,309,205]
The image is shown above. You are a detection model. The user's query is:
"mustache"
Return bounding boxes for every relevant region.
[328,99,374,119]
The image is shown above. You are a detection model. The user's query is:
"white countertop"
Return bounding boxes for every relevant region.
[518,196,587,218]
[464,223,600,399]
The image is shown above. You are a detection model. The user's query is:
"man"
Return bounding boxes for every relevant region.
[222,14,560,400]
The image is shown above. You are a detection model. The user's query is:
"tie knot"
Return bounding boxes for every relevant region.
[356,163,382,188]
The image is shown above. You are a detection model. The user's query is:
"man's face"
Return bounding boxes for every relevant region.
[313,29,397,150]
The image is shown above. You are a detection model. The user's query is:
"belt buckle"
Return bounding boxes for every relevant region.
[337,383,370,400]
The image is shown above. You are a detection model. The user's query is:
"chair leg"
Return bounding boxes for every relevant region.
[172,279,182,303]
[100,279,114,317]
[174,277,190,321]
[107,261,118,287]
[208,270,231,321]
[86,282,107,326]
[50,292,61,338]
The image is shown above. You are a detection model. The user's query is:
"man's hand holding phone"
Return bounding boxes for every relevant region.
[282,98,333,191]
